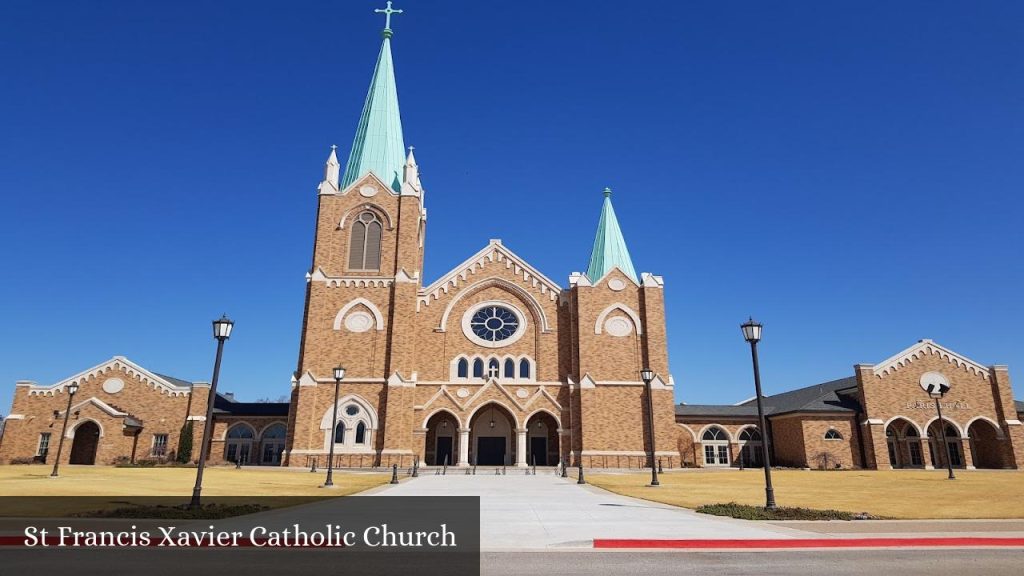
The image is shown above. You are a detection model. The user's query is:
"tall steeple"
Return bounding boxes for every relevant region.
[585,188,638,282]
[341,2,407,192]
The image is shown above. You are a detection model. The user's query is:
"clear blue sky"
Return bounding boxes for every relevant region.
[1,1,1022,411]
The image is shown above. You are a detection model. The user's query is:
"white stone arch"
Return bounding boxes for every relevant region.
[883,415,923,437]
[923,416,966,439]
[465,400,521,430]
[735,424,763,441]
[437,277,551,333]
[676,423,697,442]
[333,298,385,332]
[221,421,257,441]
[523,407,561,429]
[257,421,288,440]
[594,303,644,335]
[319,394,379,430]
[697,423,733,442]
[964,416,1006,439]
[421,408,462,429]
[338,202,394,231]
[67,418,104,439]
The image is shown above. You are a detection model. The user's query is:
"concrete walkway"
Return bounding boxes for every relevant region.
[370,473,805,549]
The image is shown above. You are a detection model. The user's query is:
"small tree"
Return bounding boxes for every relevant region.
[177,421,194,464]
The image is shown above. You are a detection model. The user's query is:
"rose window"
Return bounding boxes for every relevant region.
[469,306,520,342]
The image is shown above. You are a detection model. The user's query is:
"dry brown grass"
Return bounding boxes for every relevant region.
[586,469,1024,519]
[0,465,390,516]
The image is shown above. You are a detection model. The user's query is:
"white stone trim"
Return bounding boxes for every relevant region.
[880,416,924,436]
[337,171,399,198]
[922,415,966,439]
[219,421,258,442]
[697,424,734,442]
[677,423,696,441]
[871,339,990,379]
[421,407,462,429]
[1004,419,1021,426]
[332,298,385,332]
[522,407,561,427]
[963,416,1005,439]
[319,394,379,431]
[640,272,664,288]
[24,356,190,397]
[338,202,394,231]
[464,401,521,429]
[66,397,128,418]
[863,418,885,425]
[5,414,25,420]
[435,277,552,333]
[594,303,643,336]
[308,267,394,288]
[419,240,561,308]
[588,267,640,288]
[579,375,597,389]
[67,418,104,439]
[186,415,207,422]
[387,372,416,388]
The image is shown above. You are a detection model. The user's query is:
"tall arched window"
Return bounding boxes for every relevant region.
[487,359,500,378]
[504,359,515,378]
[355,421,367,444]
[457,358,469,378]
[519,359,530,379]
[348,211,383,271]
[473,359,484,378]
[334,422,346,444]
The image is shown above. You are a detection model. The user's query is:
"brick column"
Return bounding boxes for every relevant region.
[961,439,975,470]
[921,438,935,469]
[866,422,890,470]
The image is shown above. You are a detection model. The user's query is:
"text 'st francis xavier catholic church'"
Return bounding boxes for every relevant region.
[2,5,1023,473]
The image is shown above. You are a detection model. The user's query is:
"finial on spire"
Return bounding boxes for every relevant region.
[375,1,403,38]
[603,187,612,198]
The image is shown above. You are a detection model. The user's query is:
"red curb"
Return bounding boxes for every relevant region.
[593,537,1024,549]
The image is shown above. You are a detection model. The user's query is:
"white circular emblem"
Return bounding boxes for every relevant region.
[457,388,470,398]
[920,372,951,397]
[608,278,626,291]
[102,378,124,394]
[516,389,529,399]
[461,301,527,348]
[344,311,374,333]
[604,316,633,337]
[358,185,378,198]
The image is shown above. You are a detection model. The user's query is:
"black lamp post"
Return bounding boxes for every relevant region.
[49,381,80,477]
[189,314,234,509]
[741,317,776,510]
[640,368,659,487]
[924,379,955,480]
[323,365,346,488]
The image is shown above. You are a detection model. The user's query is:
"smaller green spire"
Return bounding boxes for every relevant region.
[586,187,638,283]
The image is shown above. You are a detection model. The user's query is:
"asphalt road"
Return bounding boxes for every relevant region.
[481,550,1024,576]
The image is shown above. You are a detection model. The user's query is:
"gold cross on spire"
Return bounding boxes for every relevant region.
[375,1,403,31]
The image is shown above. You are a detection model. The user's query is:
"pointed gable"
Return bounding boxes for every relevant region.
[586,188,638,283]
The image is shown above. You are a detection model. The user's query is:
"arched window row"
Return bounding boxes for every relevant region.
[224,422,287,465]
[452,355,535,382]
[326,400,375,450]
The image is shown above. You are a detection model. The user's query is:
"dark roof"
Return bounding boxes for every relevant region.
[154,373,194,388]
[1016,400,1023,415]
[675,404,761,417]
[677,376,862,418]
[213,393,289,417]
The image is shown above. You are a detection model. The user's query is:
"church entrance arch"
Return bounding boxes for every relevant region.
[469,403,516,466]
[424,410,460,466]
[525,411,559,466]
[69,421,100,465]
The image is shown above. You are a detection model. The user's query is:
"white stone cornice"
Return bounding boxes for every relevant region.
[418,240,561,308]
[579,375,597,389]
[24,356,190,397]
[871,339,990,379]
[309,267,395,288]
[640,272,664,288]
[387,372,416,388]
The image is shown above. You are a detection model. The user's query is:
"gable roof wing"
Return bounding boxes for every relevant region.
[419,240,562,307]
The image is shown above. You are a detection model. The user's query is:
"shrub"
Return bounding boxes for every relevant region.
[696,502,881,521]
[177,421,194,464]
[71,503,267,520]
[9,457,39,465]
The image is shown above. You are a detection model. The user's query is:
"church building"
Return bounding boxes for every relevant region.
[1,9,1022,473]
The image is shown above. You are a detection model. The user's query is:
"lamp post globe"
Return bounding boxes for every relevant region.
[640,368,659,487]
[741,317,776,510]
[49,381,81,478]
[213,314,234,340]
[324,365,346,488]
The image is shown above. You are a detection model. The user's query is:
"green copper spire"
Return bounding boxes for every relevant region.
[341,2,406,192]
[585,188,638,283]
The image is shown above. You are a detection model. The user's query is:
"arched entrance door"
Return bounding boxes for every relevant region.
[469,403,515,466]
[968,419,1008,469]
[738,427,763,467]
[885,418,923,468]
[69,421,100,465]
[424,411,460,466]
[525,411,559,466]
[701,426,730,467]
[927,421,964,469]
[259,423,286,465]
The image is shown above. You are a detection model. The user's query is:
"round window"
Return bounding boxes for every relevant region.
[345,405,359,416]
[469,306,520,342]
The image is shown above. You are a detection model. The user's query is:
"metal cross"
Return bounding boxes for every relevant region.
[375,1,403,30]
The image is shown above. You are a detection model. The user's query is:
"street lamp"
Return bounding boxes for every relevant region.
[323,365,346,488]
[189,314,234,509]
[921,374,955,480]
[640,368,659,487]
[741,317,776,510]
[49,381,80,477]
